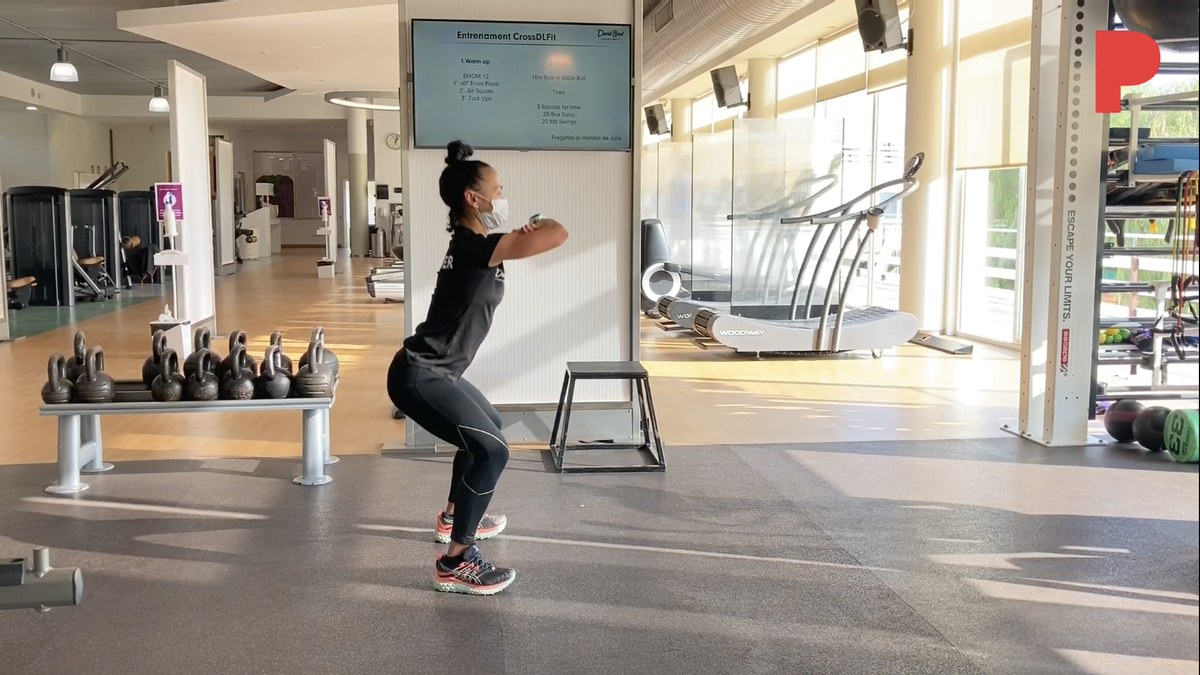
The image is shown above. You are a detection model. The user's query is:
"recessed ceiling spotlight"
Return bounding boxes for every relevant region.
[26,105,38,111]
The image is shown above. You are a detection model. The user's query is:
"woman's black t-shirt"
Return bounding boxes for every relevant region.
[403,227,506,382]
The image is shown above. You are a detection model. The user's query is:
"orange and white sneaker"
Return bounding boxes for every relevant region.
[433,545,516,596]
[434,511,507,544]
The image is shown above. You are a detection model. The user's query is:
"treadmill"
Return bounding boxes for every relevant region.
[654,160,843,332]
[365,244,405,302]
[691,153,926,358]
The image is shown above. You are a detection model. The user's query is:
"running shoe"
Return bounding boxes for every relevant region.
[434,511,507,544]
[434,546,516,596]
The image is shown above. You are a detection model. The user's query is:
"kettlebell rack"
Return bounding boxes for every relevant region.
[39,326,342,493]
[40,395,335,494]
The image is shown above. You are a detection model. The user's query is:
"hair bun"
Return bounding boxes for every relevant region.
[445,140,474,165]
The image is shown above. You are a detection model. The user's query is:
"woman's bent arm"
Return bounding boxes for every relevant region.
[488,219,568,266]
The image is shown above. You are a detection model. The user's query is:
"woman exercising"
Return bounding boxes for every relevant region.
[387,140,569,596]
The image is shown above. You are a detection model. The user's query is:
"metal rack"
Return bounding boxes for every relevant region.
[1012,0,1198,447]
[1091,89,1199,410]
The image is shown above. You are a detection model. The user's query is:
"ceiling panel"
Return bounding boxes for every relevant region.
[0,0,281,95]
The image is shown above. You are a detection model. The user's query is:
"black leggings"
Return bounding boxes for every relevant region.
[387,352,509,546]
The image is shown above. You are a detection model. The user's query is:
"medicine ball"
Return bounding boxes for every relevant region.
[1164,409,1200,463]
[1132,406,1171,452]
[1104,399,1144,443]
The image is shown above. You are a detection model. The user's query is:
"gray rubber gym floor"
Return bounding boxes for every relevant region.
[1,437,1196,675]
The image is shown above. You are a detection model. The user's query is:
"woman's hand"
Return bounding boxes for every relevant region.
[517,221,539,234]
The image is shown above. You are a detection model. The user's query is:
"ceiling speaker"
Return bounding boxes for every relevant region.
[709,66,745,109]
[855,0,905,52]
[644,104,668,136]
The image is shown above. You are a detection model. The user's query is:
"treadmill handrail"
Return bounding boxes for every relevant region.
[805,177,920,225]
[780,175,915,225]
[725,172,840,221]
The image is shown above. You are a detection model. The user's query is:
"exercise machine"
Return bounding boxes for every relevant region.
[649,159,844,331]
[691,153,925,357]
[0,547,82,612]
[366,244,406,302]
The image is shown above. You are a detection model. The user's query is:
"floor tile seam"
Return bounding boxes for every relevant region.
[728,445,994,675]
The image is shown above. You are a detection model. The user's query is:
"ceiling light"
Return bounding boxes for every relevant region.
[324,91,400,111]
[50,47,78,83]
[26,105,38,111]
[148,85,170,113]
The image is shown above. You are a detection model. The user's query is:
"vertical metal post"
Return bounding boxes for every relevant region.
[79,414,113,474]
[293,408,332,486]
[321,407,338,464]
[1016,0,1061,439]
[1030,0,1108,446]
[46,415,87,494]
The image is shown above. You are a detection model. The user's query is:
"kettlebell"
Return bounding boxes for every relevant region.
[74,346,115,404]
[151,348,186,402]
[142,330,167,387]
[270,331,294,374]
[41,353,74,405]
[183,327,215,380]
[220,343,256,401]
[64,331,88,384]
[219,330,257,381]
[294,341,335,398]
[184,348,220,402]
[256,345,293,399]
[298,326,339,382]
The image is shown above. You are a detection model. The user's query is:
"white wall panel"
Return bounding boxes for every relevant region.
[402,0,636,407]
[324,139,338,243]
[215,139,236,267]
[167,60,216,328]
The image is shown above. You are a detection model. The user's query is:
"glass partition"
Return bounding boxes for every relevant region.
[689,130,734,299]
[656,141,694,285]
[729,117,844,309]
[641,143,659,221]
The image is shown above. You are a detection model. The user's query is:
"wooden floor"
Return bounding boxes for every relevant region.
[0,251,1020,466]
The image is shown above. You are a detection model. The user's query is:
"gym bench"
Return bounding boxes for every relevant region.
[550,361,666,474]
[39,389,336,494]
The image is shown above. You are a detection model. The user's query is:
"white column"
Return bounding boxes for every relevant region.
[1013,0,1108,446]
[347,99,369,256]
[746,58,778,119]
[669,98,692,142]
[899,0,955,330]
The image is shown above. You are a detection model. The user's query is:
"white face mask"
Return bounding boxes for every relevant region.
[476,195,509,231]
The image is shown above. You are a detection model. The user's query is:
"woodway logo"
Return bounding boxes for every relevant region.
[719,329,765,336]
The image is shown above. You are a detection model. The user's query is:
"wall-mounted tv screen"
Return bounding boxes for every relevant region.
[411,19,633,151]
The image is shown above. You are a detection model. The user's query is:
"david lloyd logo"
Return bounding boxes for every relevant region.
[597,28,625,40]
[1094,30,1161,113]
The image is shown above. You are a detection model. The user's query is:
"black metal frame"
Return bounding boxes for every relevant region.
[549,361,666,474]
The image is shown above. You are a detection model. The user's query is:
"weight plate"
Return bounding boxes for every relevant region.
[1164,409,1200,464]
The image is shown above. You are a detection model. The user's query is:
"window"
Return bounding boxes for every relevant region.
[869,85,907,310]
[777,48,816,100]
[819,90,876,307]
[816,30,867,101]
[958,166,1026,343]
[954,0,1033,169]
[692,93,715,128]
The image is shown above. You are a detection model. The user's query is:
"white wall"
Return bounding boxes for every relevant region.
[209,125,349,247]
[0,110,112,189]
[372,110,403,195]
[403,0,637,407]
[0,109,53,187]
[111,123,173,191]
[46,113,112,188]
